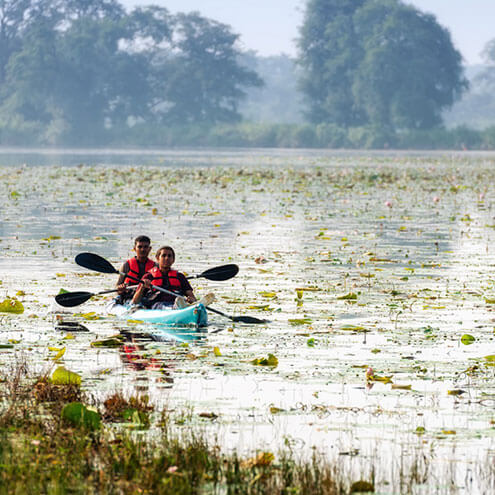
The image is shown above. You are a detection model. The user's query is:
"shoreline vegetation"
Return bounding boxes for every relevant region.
[1,122,494,151]
[0,362,491,494]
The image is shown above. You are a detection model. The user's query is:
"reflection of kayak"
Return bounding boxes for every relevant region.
[109,302,208,327]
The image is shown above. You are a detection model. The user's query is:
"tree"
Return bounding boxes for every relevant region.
[297,0,366,126]
[159,12,262,124]
[297,0,467,131]
[0,1,263,143]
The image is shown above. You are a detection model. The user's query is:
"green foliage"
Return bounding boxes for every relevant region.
[61,402,101,430]
[0,297,24,314]
[0,0,261,145]
[51,367,82,386]
[297,0,467,131]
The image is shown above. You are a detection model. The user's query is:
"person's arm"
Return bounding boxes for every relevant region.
[178,273,196,303]
[184,289,196,304]
[131,275,152,305]
[116,262,129,293]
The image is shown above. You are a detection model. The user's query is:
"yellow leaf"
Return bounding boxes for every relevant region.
[213,346,222,357]
[0,298,24,314]
[337,292,357,300]
[51,366,81,386]
[391,384,411,390]
[53,347,66,361]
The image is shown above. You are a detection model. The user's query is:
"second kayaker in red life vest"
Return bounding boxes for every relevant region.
[132,245,197,309]
[116,235,156,303]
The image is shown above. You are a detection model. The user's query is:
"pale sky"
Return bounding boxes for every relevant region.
[121,0,495,65]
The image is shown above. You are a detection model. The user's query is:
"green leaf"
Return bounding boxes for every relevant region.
[122,408,150,429]
[51,366,81,386]
[61,402,101,430]
[461,334,475,345]
[0,298,24,314]
[288,318,312,326]
[90,336,123,348]
[337,292,357,300]
[251,353,278,367]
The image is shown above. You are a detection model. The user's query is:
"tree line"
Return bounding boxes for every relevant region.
[0,0,494,149]
[0,0,262,145]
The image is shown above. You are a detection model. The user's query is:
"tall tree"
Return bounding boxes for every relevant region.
[297,0,467,130]
[159,12,262,124]
[352,0,467,130]
[297,0,365,126]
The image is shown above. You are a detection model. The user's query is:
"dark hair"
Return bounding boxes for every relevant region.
[156,245,175,260]
[134,235,151,245]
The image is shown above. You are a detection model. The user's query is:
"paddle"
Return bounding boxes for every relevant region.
[55,286,138,307]
[74,252,267,324]
[75,252,238,281]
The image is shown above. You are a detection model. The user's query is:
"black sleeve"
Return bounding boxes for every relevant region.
[177,272,193,293]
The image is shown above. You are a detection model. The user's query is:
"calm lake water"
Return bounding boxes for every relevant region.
[1,148,495,493]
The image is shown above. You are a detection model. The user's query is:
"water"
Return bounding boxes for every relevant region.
[1,148,495,492]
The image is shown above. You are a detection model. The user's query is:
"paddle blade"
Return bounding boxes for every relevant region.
[198,264,239,281]
[231,315,268,324]
[75,252,118,274]
[55,291,93,307]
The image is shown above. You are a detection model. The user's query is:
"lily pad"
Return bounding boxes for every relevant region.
[61,402,101,430]
[51,366,81,386]
[461,334,475,345]
[0,298,24,314]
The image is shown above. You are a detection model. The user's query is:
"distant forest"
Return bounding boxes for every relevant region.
[1,0,495,149]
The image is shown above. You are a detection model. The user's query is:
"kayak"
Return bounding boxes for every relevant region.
[109,302,208,327]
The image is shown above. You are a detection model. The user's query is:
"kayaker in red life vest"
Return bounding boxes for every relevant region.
[115,235,156,303]
[131,245,197,309]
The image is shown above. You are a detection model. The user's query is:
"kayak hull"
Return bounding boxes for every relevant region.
[110,302,208,327]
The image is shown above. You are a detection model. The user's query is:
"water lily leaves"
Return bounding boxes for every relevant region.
[337,292,357,300]
[251,354,278,367]
[50,346,66,361]
[122,408,150,429]
[391,384,412,390]
[61,402,101,430]
[75,312,101,321]
[51,366,81,386]
[447,389,466,396]
[340,324,366,332]
[461,334,475,345]
[0,298,24,314]
[484,355,495,366]
[259,291,277,299]
[90,335,124,347]
[289,318,312,326]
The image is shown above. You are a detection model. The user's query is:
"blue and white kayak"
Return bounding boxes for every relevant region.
[109,302,208,327]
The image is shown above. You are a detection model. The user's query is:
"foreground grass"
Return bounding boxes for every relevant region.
[2,362,486,494]
[0,364,344,495]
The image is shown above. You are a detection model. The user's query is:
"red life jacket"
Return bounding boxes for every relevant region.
[124,257,155,285]
[149,266,182,292]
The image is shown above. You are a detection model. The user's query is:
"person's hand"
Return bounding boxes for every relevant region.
[117,283,127,295]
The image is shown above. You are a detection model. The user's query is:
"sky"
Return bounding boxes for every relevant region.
[120,0,495,65]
